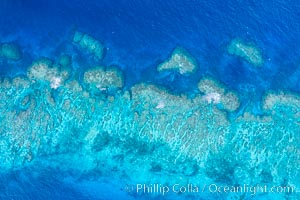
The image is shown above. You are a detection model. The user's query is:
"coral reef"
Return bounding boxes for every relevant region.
[72,31,104,60]
[263,91,300,114]
[0,62,299,199]
[0,42,22,61]
[157,47,198,74]
[226,111,300,188]
[83,66,124,93]
[198,77,240,111]
[27,58,69,89]
[227,38,263,66]
[130,83,230,164]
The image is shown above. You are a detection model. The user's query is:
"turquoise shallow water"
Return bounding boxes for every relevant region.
[0,0,300,199]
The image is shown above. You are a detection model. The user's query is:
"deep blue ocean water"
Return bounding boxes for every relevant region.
[0,0,300,199]
[1,0,300,92]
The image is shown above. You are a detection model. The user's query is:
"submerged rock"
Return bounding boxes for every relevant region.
[72,31,104,60]
[58,54,72,67]
[0,42,22,61]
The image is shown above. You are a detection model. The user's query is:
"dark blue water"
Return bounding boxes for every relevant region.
[1,0,300,91]
[0,166,133,200]
[0,0,300,199]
